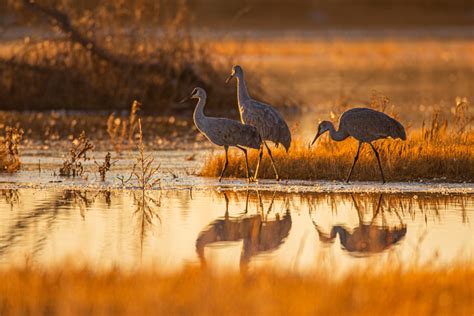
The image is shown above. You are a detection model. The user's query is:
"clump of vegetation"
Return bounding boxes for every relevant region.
[59,131,94,177]
[107,100,141,154]
[95,152,114,182]
[201,98,473,182]
[0,127,23,173]
[0,263,472,315]
[107,115,128,154]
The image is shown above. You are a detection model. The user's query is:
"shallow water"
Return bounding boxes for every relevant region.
[0,188,472,275]
[1,149,472,194]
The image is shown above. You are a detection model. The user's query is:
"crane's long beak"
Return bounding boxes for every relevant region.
[309,132,321,148]
[179,94,192,103]
[225,74,234,84]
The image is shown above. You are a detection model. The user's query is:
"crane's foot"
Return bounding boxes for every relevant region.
[249,177,259,183]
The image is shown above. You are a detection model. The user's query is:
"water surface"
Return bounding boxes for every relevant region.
[0,189,472,275]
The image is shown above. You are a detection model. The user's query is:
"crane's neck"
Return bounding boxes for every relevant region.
[193,96,207,130]
[236,74,251,106]
[327,122,349,142]
[332,226,348,244]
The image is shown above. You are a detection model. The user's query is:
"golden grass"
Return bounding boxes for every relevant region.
[0,264,472,315]
[0,127,23,173]
[209,38,474,67]
[200,131,474,182]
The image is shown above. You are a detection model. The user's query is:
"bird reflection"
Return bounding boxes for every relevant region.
[196,191,291,268]
[314,194,406,255]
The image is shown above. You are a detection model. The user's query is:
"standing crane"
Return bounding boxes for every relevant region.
[310,108,406,183]
[226,65,291,181]
[182,87,261,181]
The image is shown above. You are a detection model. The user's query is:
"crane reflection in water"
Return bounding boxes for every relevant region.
[195,191,292,269]
[314,194,407,256]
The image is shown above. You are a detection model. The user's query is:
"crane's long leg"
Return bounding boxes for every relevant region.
[264,141,280,181]
[219,146,229,182]
[369,143,386,183]
[244,190,250,213]
[236,145,251,182]
[346,142,363,183]
[350,194,363,223]
[223,192,229,218]
[252,144,264,181]
[370,194,384,224]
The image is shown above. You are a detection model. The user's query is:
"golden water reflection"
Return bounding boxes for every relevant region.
[0,189,472,274]
[315,195,407,255]
[196,192,292,269]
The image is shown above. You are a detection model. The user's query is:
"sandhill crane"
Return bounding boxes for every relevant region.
[182,87,261,181]
[314,195,407,255]
[196,192,292,269]
[310,107,406,183]
[226,65,291,181]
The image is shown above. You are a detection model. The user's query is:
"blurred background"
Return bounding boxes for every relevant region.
[0,0,472,127]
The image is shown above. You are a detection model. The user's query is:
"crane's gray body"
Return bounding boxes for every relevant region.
[232,66,291,151]
[195,116,261,149]
[339,108,406,142]
[311,107,406,183]
[193,88,261,150]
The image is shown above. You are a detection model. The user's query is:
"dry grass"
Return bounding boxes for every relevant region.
[209,38,473,66]
[0,264,472,315]
[0,1,260,114]
[0,111,198,150]
[201,133,474,182]
[200,104,474,182]
[0,127,23,173]
[117,118,161,189]
[208,37,473,123]
[107,100,141,154]
[95,152,113,182]
[59,131,94,178]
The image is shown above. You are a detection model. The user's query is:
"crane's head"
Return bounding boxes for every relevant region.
[225,65,243,83]
[309,121,332,147]
[180,87,206,103]
[191,87,206,99]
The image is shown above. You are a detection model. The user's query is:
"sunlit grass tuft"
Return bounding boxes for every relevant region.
[0,127,23,173]
[200,131,474,182]
[202,100,473,182]
[0,264,472,315]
